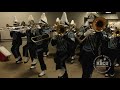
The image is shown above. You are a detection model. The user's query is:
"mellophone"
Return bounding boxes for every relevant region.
[31,34,50,44]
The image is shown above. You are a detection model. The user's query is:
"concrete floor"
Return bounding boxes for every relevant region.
[0,40,120,78]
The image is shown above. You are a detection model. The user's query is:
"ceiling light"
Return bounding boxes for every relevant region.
[105,12,111,13]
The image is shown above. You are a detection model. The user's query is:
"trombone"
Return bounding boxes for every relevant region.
[5,25,31,33]
[75,17,107,43]
[92,17,107,32]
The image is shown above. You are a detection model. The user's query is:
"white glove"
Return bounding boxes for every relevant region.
[109,35,115,39]
[12,27,16,29]
[103,35,107,38]
[78,32,83,36]
[53,31,58,36]
[20,29,26,33]
[84,29,95,37]
[74,33,77,37]
[38,26,41,29]
[52,31,58,39]
[36,25,41,29]
[26,27,31,30]
[74,33,80,38]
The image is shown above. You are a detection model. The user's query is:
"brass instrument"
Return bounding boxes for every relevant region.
[31,24,52,44]
[31,34,50,44]
[6,26,28,32]
[112,29,120,37]
[92,17,107,32]
[75,17,107,43]
[51,24,68,39]
[77,17,107,34]
[52,23,61,32]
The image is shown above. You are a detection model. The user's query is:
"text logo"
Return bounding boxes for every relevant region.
[93,55,111,73]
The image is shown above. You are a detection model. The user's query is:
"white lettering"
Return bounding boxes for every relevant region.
[96,59,109,66]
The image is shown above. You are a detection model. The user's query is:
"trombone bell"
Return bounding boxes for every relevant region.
[92,17,107,32]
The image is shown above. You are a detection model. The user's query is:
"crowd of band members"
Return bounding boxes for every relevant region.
[8,17,120,78]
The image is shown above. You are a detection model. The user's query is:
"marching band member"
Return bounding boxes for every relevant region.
[39,13,52,57]
[76,16,107,78]
[66,20,76,64]
[76,20,95,78]
[104,26,120,77]
[10,16,24,64]
[34,26,47,77]
[23,15,38,69]
[52,17,60,32]
[114,27,120,67]
[51,25,70,78]
[51,12,70,78]
[32,14,49,77]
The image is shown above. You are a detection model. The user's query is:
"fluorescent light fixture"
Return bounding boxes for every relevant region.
[105,12,111,13]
